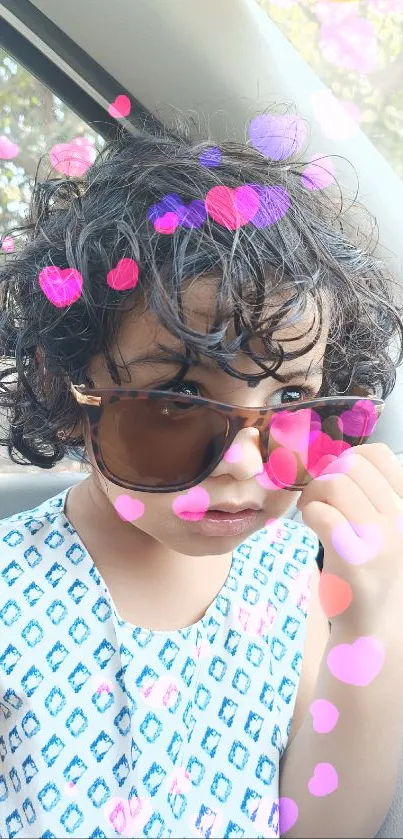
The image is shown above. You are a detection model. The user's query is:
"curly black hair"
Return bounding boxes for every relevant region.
[0,117,402,469]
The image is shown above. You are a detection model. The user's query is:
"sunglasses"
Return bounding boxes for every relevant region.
[70,383,385,494]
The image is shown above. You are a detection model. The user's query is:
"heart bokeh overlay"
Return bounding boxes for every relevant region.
[3,81,394,835]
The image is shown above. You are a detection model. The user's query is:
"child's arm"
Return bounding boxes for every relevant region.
[279,442,403,838]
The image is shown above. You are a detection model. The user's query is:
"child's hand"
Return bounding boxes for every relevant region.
[297,442,403,631]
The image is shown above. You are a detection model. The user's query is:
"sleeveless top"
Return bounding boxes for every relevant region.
[0,489,319,838]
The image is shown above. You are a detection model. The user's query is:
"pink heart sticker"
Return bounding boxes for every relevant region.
[327,636,385,686]
[233,600,278,636]
[140,674,180,709]
[279,797,299,834]
[114,495,145,522]
[309,699,339,733]
[319,16,377,75]
[108,95,132,119]
[39,266,83,308]
[308,763,338,797]
[107,258,139,291]
[311,91,361,141]
[65,780,78,797]
[331,521,384,565]
[166,768,191,796]
[253,797,278,837]
[50,137,96,176]
[172,487,210,521]
[104,795,152,837]
[223,443,243,463]
[301,155,335,191]
[0,135,20,160]
[1,236,15,253]
[270,408,322,452]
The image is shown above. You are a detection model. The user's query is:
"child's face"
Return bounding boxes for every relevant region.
[85,280,328,556]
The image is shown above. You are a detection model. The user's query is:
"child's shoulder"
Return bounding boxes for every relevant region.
[0,489,71,551]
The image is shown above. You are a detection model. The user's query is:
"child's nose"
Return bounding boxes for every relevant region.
[210,427,265,482]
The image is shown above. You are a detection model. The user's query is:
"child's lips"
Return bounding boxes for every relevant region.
[207,502,263,514]
[187,507,264,538]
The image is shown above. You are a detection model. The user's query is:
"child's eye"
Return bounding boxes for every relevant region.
[270,385,319,407]
[164,381,319,406]
[166,381,201,398]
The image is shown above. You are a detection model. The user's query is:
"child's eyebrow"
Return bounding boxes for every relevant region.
[122,351,323,381]
[274,363,324,383]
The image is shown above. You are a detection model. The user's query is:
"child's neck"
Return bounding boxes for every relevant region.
[65,477,233,632]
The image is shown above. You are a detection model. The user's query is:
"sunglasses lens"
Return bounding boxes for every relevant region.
[263,399,379,489]
[98,395,228,489]
[95,393,380,492]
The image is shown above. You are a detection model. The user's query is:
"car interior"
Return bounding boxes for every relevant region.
[0,0,402,834]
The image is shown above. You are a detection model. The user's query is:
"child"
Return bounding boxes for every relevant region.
[1,121,403,839]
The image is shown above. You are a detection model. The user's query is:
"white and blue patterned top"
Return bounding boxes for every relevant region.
[0,489,319,839]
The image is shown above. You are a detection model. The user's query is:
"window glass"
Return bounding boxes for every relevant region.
[257,0,403,178]
[0,48,105,474]
[0,48,105,248]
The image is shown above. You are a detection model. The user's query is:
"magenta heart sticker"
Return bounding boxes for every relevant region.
[337,399,379,438]
[39,266,83,308]
[148,194,206,233]
[327,636,385,686]
[256,448,298,490]
[308,763,338,797]
[172,487,210,521]
[108,94,132,119]
[309,699,339,733]
[331,520,384,565]
[114,495,145,522]
[154,212,179,234]
[301,431,351,478]
[107,258,139,291]
[205,185,259,230]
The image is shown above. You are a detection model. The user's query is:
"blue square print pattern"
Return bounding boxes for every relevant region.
[0,492,318,837]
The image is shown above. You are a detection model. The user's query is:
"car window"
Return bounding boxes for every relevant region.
[0,47,105,474]
[257,0,403,179]
[0,47,105,246]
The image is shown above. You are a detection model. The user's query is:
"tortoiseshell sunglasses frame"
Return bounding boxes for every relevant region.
[70,382,385,494]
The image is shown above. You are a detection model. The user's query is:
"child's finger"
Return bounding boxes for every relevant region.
[339,443,403,501]
[318,449,403,516]
[299,499,361,553]
[298,472,376,524]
